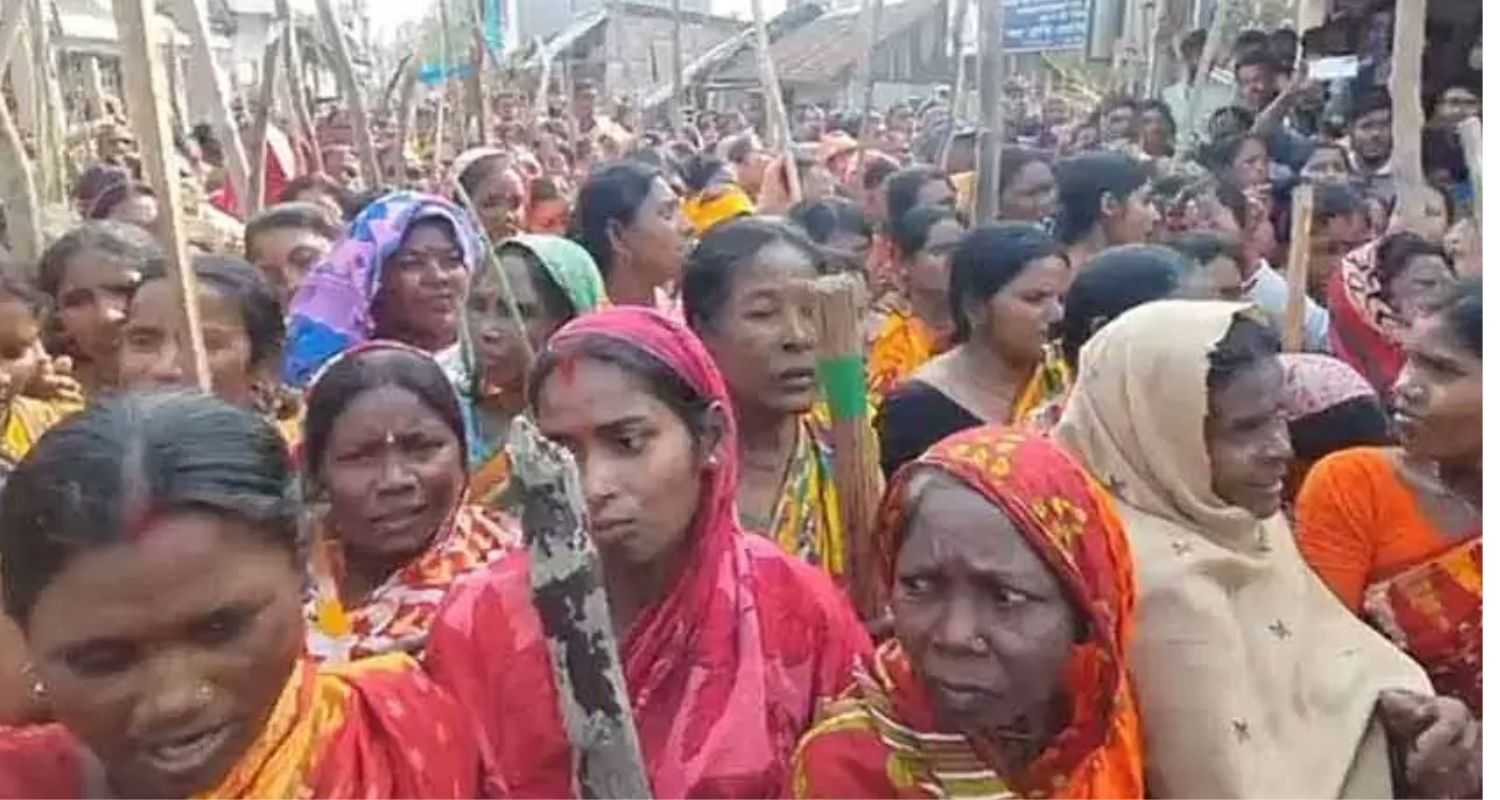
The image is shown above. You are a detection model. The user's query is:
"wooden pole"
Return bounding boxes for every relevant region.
[814,273,884,621]
[670,0,683,130]
[316,0,381,190]
[434,0,452,171]
[749,0,801,202]
[0,88,43,272]
[84,56,108,118]
[938,0,971,171]
[393,60,419,186]
[1176,0,1232,166]
[1386,0,1426,225]
[533,36,553,127]
[468,1,492,147]
[973,0,1003,222]
[0,3,25,72]
[1282,184,1313,352]
[852,0,885,175]
[508,416,652,799]
[277,0,323,174]
[180,0,252,216]
[247,28,282,216]
[30,0,67,205]
[112,0,212,391]
[167,36,190,131]
[1457,118,1481,224]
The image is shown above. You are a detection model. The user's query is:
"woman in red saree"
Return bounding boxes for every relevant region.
[788,426,1143,798]
[425,307,872,798]
[0,392,477,798]
[1298,280,1481,712]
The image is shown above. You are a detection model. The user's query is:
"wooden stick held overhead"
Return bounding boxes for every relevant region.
[748,0,801,203]
[973,0,1004,222]
[276,0,324,175]
[247,28,284,217]
[1282,184,1314,353]
[937,0,971,172]
[508,415,653,799]
[0,86,43,272]
[1386,0,1426,225]
[852,0,885,176]
[1176,0,1233,167]
[181,0,252,215]
[316,0,381,190]
[814,273,884,621]
[112,0,212,392]
[0,3,26,72]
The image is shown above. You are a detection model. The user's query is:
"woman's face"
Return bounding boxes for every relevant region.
[1387,254,1456,325]
[468,251,564,402]
[616,177,689,289]
[0,297,45,403]
[1231,138,1271,189]
[528,197,570,235]
[249,226,332,307]
[998,161,1059,224]
[1390,312,1481,463]
[25,511,303,799]
[894,477,1076,736]
[535,356,711,568]
[1205,355,1292,519]
[906,219,966,337]
[699,243,820,421]
[56,249,143,365]
[372,220,468,351]
[1103,184,1161,246]
[1139,109,1173,155]
[120,280,262,409]
[977,255,1068,366]
[1300,148,1350,183]
[472,164,527,242]
[319,384,465,566]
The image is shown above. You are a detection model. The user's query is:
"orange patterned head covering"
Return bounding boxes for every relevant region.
[872,425,1143,797]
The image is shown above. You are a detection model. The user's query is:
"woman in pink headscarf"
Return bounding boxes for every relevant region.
[425,307,871,798]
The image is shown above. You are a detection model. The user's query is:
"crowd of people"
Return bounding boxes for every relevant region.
[0,16,1482,799]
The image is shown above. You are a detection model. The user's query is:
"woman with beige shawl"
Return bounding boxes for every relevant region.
[1053,300,1479,798]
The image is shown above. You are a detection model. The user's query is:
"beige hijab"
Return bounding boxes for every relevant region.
[1053,300,1430,799]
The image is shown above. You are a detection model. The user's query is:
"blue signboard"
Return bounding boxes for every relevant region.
[1003,0,1092,53]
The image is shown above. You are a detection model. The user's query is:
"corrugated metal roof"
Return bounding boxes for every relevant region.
[716,0,945,85]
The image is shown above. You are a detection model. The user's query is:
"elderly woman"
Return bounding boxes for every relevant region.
[789,426,1143,798]
[300,343,519,663]
[0,393,478,797]
[1054,300,1479,798]
[425,307,871,797]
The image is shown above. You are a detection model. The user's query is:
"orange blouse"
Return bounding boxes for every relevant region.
[1294,447,1456,610]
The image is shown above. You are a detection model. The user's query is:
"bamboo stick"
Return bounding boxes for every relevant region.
[973,0,1003,222]
[112,0,212,392]
[851,0,884,177]
[814,273,884,621]
[277,0,323,174]
[0,87,43,272]
[1457,118,1481,224]
[0,3,25,72]
[315,0,381,190]
[1282,184,1313,353]
[180,0,252,216]
[84,56,108,118]
[533,36,553,125]
[670,0,683,129]
[434,0,452,172]
[247,28,283,217]
[1386,0,1426,226]
[748,0,801,202]
[508,415,652,799]
[30,0,67,205]
[393,60,419,186]
[937,0,971,172]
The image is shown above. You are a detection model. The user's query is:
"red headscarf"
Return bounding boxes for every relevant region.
[790,426,1143,798]
[1326,238,1407,396]
[425,307,871,798]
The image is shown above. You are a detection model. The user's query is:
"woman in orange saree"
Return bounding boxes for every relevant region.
[1297,280,1482,712]
[789,426,1143,799]
[0,393,477,798]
